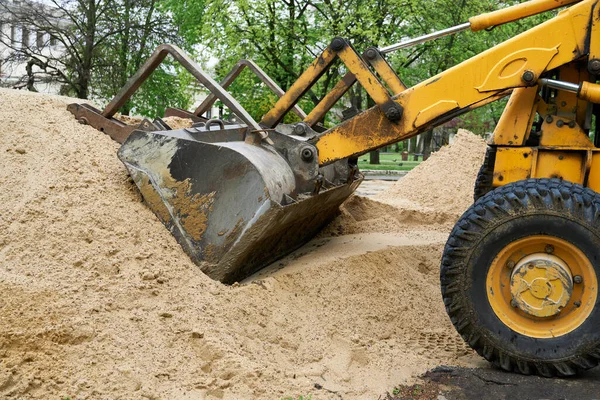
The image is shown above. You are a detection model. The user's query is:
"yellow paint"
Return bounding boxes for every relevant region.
[469,0,580,32]
[369,56,406,94]
[491,86,539,146]
[476,47,557,92]
[536,151,585,184]
[487,235,597,338]
[492,147,598,188]
[539,119,595,148]
[579,81,600,103]
[493,147,534,186]
[589,2,600,65]
[589,153,600,192]
[336,45,394,106]
[414,100,459,128]
[261,47,337,128]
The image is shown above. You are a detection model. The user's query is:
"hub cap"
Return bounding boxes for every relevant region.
[510,254,572,317]
[486,236,597,338]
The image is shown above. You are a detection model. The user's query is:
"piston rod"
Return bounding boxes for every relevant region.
[379,0,580,54]
[539,77,580,93]
[379,23,471,54]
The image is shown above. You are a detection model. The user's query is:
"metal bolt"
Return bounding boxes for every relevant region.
[568,121,576,129]
[528,263,534,270]
[574,275,583,284]
[522,70,535,83]
[300,146,314,162]
[293,123,307,136]
[330,37,346,51]
[545,115,553,124]
[574,301,581,308]
[506,260,516,269]
[556,120,565,128]
[383,104,403,122]
[588,58,600,74]
[545,244,554,254]
[365,48,378,60]
[511,299,519,308]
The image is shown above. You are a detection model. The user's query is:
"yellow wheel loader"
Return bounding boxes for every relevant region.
[70,0,600,377]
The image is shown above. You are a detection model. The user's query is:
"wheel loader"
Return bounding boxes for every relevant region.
[70,0,600,378]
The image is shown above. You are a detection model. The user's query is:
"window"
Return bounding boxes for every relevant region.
[10,25,16,45]
[36,30,44,48]
[50,34,57,46]
[22,27,29,48]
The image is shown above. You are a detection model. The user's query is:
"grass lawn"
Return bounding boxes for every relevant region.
[357,152,422,171]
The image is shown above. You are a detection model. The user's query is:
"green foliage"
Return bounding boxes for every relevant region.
[358,154,421,171]
[160,0,206,43]
[90,0,195,117]
[127,64,195,117]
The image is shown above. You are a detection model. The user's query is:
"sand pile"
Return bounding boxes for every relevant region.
[375,129,487,216]
[0,89,485,400]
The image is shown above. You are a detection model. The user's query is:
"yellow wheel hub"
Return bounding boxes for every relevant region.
[487,236,597,338]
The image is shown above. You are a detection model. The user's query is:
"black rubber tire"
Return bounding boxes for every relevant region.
[441,178,600,377]
[473,147,496,202]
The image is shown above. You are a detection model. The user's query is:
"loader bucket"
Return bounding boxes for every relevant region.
[68,43,368,283]
[118,126,361,283]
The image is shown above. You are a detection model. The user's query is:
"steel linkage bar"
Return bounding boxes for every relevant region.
[194,59,307,120]
[102,44,261,131]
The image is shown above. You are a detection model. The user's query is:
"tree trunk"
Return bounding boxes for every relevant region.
[369,150,380,165]
[409,137,417,153]
[422,130,433,160]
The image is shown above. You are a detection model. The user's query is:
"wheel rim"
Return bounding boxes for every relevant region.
[486,235,598,338]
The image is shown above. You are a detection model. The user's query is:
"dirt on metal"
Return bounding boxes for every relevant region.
[0,88,488,399]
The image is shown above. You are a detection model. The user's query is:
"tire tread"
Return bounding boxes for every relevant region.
[442,178,600,377]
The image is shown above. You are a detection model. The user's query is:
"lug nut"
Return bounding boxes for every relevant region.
[545,115,553,124]
[574,301,581,308]
[511,299,518,308]
[545,245,554,254]
[568,121,576,128]
[556,120,565,128]
[506,260,516,269]
[574,275,583,284]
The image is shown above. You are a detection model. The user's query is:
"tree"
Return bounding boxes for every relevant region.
[91,0,192,115]
[0,0,112,98]
[0,0,193,116]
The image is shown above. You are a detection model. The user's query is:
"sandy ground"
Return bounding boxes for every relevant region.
[0,88,488,399]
